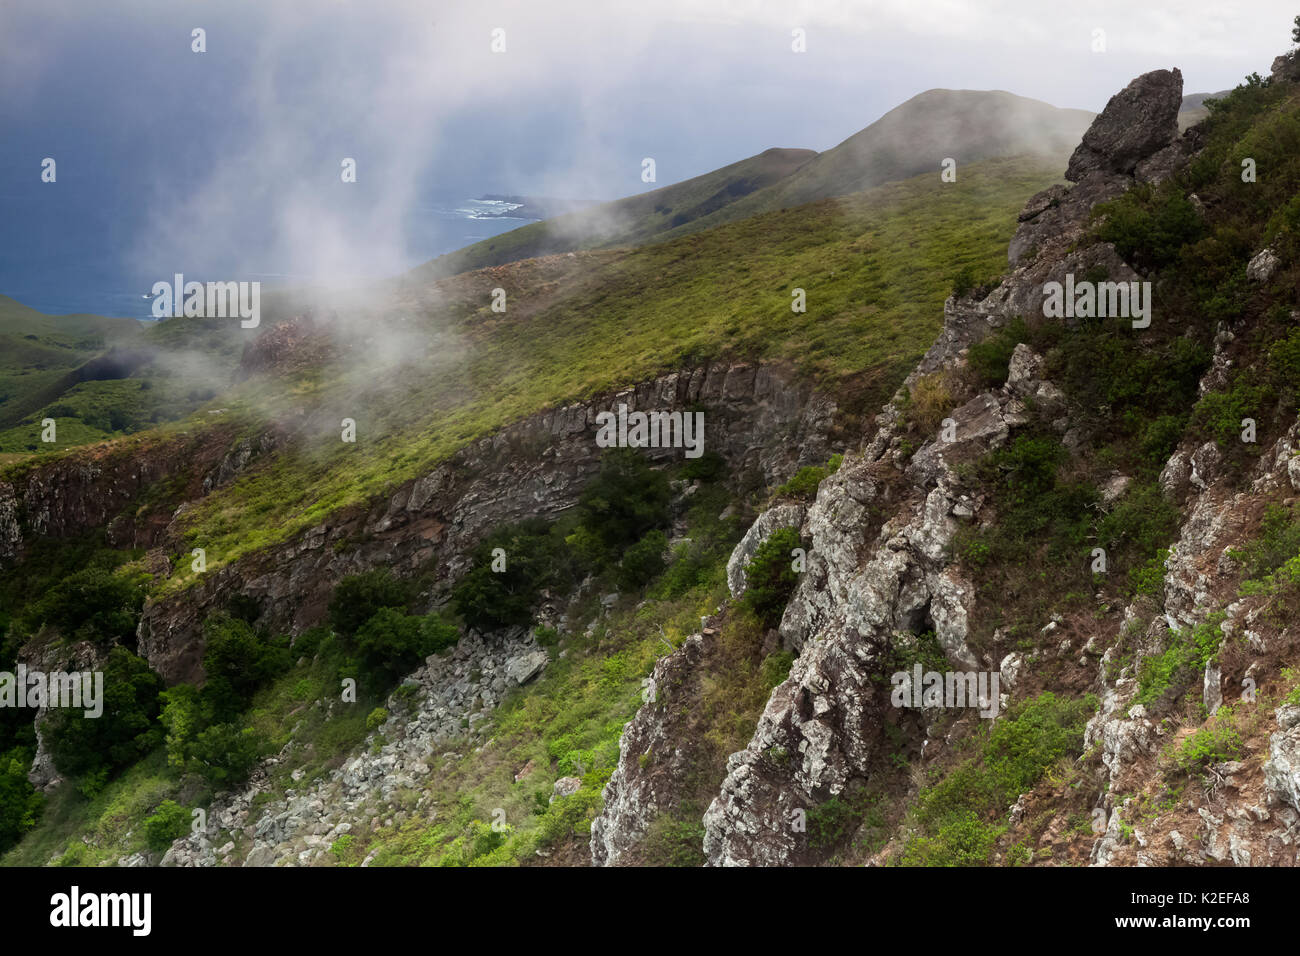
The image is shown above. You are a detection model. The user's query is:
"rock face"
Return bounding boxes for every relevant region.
[505,650,548,685]
[1246,247,1280,282]
[0,426,239,566]
[691,66,1222,867]
[1066,69,1183,180]
[1264,706,1300,814]
[701,416,989,865]
[135,363,836,684]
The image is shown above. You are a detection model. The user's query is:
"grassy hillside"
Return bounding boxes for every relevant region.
[414,91,1091,281]
[145,154,1064,586]
[413,147,816,280]
[0,292,260,456]
[0,296,144,435]
[679,89,1091,226]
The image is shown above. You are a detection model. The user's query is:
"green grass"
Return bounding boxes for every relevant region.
[414,147,818,277]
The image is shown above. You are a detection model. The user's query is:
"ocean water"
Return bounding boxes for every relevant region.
[0,187,537,321]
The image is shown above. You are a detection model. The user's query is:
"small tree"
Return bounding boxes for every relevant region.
[1292,14,1300,45]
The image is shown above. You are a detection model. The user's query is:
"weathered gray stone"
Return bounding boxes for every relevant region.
[1067,69,1183,180]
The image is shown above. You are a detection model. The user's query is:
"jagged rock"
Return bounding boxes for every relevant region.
[1066,69,1183,180]
[1100,474,1132,504]
[1189,442,1222,491]
[591,635,705,866]
[905,393,1010,488]
[1135,130,1199,186]
[726,504,806,597]
[0,483,20,562]
[505,650,548,685]
[1005,344,1044,396]
[1265,706,1300,813]
[1160,448,1192,498]
[1272,49,1300,83]
[1247,247,1280,282]
[999,652,1024,690]
[551,777,582,801]
[1203,660,1223,716]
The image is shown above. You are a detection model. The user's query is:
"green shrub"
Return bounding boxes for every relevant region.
[353,608,436,683]
[807,796,861,851]
[1238,503,1300,579]
[200,614,291,720]
[1128,549,1169,598]
[572,448,672,562]
[774,454,842,500]
[640,812,707,866]
[1174,708,1244,773]
[143,799,190,853]
[185,723,265,788]
[1133,613,1226,710]
[1095,183,1205,271]
[678,451,727,482]
[616,530,669,591]
[951,264,997,299]
[760,650,795,690]
[740,527,803,628]
[328,570,411,638]
[453,519,575,632]
[1191,372,1276,449]
[0,747,43,854]
[420,615,460,654]
[966,318,1029,388]
[900,692,1096,866]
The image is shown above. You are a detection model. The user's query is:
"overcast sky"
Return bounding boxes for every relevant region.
[1,0,1296,291]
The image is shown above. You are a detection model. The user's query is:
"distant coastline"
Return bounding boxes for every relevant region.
[476,194,602,220]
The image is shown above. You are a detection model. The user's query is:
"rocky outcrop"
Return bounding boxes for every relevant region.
[590,633,706,866]
[1009,68,1185,267]
[0,427,238,565]
[695,68,1209,867]
[1065,69,1183,180]
[139,363,837,684]
[1247,247,1280,283]
[1264,706,1300,814]
[701,401,991,865]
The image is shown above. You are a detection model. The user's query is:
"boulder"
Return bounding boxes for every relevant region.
[1066,69,1183,181]
[551,776,582,801]
[505,650,548,685]
[1246,247,1279,282]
